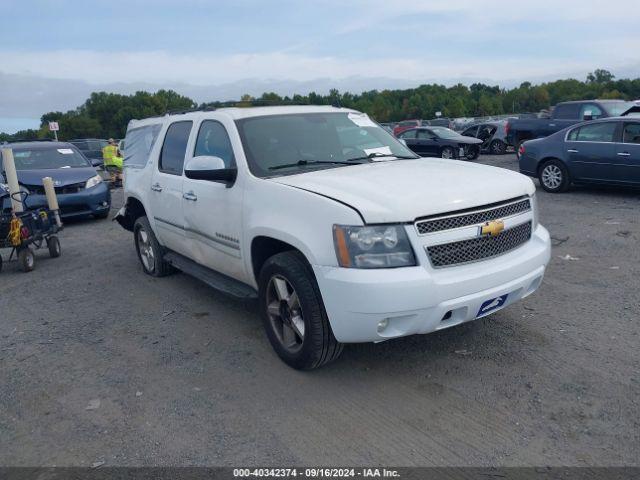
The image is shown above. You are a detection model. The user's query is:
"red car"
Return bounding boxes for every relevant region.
[393,119,421,137]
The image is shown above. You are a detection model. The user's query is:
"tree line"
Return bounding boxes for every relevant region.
[2,69,638,142]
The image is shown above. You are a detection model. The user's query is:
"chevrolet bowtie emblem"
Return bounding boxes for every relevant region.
[480,220,505,237]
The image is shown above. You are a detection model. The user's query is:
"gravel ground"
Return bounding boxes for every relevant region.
[0,154,638,467]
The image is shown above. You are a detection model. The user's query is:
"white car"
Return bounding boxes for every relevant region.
[116,105,551,369]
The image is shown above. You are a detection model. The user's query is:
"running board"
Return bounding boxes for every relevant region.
[163,252,257,299]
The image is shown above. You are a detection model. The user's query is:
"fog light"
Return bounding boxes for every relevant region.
[102,201,108,206]
[377,318,389,333]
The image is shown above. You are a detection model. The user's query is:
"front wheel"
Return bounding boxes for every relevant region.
[18,247,35,272]
[465,145,480,160]
[47,236,61,258]
[259,251,343,370]
[490,140,506,155]
[539,159,570,193]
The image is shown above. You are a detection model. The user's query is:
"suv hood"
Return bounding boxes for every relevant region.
[272,158,535,223]
[13,167,97,187]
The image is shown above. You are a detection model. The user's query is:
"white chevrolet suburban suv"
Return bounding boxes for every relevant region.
[116,105,551,369]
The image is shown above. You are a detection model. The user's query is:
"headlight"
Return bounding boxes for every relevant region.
[333,225,416,268]
[85,175,103,189]
[530,193,539,230]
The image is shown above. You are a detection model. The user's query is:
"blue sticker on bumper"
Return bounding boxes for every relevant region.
[477,294,508,317]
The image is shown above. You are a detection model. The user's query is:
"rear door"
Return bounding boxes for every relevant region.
[617,121,640,184]
[148,121,193,255]
[398,129,421,154]
[417,129,440,156]
[565,121,620,182]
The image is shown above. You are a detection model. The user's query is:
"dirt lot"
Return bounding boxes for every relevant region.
[1,154,638,467]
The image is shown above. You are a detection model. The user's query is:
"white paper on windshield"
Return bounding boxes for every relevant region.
[57,148,74,154]
[348,113,376,128]
[364,146,392,158]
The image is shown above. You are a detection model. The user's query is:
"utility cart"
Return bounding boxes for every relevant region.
[0,191,62,272]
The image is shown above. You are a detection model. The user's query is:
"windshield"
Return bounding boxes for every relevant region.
[11,147,90,170]
[236,112,417,177]
[607,102,636,116]
[430,127,461,139]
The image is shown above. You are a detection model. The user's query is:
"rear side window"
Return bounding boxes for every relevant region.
[554,104,580,119]
[579,104,604,119]
[570,122,617,142]
[124,124,162,168]
[623,123,640,144]
[159,121,192,175]
[194,120,235,168]
[400,129,417,139]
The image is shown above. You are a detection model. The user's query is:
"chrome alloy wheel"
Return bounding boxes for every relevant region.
[441,147,453,159]
[541,164,563,190]
[137,226,155,272]
[266,275,305,353]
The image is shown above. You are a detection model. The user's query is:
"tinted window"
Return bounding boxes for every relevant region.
[554,104,581,119]
[417,130,434,139]
[623,123,640,144]
[462,126,478,137]
[124,124,162,167]
[573,122,617,142]
[159,121,192,174]
[579,104,604,119]
[194,121,235,168]
[400,129,417,139]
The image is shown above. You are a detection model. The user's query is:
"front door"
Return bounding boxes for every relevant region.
[148,121,192,255]
[182,119,245,280]
[417,129,439,156]
[617,121,640,184]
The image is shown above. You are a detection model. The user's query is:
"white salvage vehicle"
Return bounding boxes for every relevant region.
[116,106,551,369]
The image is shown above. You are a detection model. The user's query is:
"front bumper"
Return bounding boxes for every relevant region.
[313,225,551,343]
[19,183,111,218]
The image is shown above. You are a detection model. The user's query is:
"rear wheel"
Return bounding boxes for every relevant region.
[441,146,454,159]
[18,247,35,272]
[539,159,570,193]
[259,251,343,370]
[134,216,172,277]
[490,139,506,155]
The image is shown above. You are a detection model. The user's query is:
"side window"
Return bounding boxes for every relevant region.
[462,126,478,137]
[194,120,236,168]
[159,121,192,175]
[400,129,417,139]
[124,124,162,167]
[623,123,640,144]
[580,104,604,119]
[574,122,617,142]
[567,126,580,141]
[417,129,434,139]
[554,104,580,119]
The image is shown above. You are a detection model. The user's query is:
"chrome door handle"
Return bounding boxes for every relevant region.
[183,191,198,201]
[151,183,163,192]
[617,152,631,157]
[567,149,578,153]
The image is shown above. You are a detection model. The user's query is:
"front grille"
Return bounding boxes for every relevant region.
[23,182,85,196]
[416,198,531,234]
[426,221,532,268]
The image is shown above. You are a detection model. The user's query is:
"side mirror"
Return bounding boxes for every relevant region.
[90,158,103,167]
[583,111,593,121]
[185,156,237,185]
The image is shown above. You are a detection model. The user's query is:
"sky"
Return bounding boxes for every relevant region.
[1,0,639,133]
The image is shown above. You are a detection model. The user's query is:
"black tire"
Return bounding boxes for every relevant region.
[133,216,172,277]
[18,247,35,272]
[47,236,61,258]
[490,139,506,155]
[441,146,455,159]
[258,251,343,370]
[465,145,480,160]
[538,159,570,193]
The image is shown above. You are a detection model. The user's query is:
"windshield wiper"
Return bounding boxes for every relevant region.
[346,152,418,162]
[269,159,358,171]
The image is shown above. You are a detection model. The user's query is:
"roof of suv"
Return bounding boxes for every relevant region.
[128,105,359,129]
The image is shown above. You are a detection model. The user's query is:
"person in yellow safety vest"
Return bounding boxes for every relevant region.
[102,138,124,185]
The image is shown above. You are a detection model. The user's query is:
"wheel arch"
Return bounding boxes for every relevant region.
[537,156,568,176]
[115,195,147,231]
[251,235,313,284]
